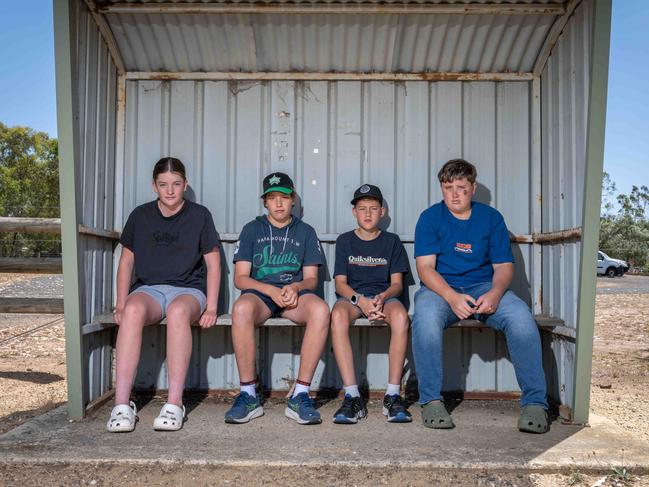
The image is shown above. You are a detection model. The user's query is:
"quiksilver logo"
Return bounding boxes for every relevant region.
[348,255,387,266]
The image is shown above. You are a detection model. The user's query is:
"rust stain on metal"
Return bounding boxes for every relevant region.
[101,3,564,16]
[128,71,535,82]
[533,227,582,244]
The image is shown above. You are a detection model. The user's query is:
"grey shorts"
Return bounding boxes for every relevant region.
[131,284,207,317]
[336,295,401,318]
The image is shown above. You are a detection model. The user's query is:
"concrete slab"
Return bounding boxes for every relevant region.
[1,398,647,472]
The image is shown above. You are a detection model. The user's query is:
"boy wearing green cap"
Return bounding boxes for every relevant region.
[224,172,330,425]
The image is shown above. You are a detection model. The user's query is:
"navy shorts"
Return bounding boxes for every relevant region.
[241,288,316,318]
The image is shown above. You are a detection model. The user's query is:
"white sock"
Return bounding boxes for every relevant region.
[344,385,361,398]
[292,382,310,397]
[385,383,401,397]
[241,384,257,398]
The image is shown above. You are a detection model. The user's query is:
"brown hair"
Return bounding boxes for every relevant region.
[437,158,477,184]
[152,157,186,181]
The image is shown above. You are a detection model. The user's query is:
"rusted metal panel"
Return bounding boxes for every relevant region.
[541,0,591,328]
[100,2,566,16]
[539,0,594,414]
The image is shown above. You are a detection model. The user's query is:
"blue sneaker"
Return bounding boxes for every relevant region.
[333,394,367,424]
[285,392,322,425]
[382,394,412,423]
[224,392,264,424]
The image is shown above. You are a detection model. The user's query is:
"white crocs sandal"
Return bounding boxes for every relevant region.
[153,403,186,431]
[106,401,138,433]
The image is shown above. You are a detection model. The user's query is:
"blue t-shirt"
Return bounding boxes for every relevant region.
[333,230,409,298]
[233,215,325,286]
[414,201,514,287]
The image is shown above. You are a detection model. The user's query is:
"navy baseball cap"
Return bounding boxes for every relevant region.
[351,184,383,206]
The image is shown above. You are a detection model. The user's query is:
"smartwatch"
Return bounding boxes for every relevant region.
[350,294,361,306]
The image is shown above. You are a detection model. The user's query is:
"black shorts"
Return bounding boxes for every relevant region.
[241,288,316,318]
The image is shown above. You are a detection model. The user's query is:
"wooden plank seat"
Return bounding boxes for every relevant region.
[84,313,572,339]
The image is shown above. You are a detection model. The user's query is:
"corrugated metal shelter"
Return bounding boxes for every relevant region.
[53,0,611,423]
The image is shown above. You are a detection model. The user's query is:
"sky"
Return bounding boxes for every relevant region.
[0,0,647,200]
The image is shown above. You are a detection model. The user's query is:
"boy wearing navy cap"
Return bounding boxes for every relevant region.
[331,184,412,424]
[225,172,330,425]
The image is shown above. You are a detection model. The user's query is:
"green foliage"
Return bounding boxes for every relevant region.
[600,174,649,271]
[0,122,60,257]
[567,470,584,485]
[609,466,634,485]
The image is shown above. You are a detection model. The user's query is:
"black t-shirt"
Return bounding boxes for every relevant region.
[120,200,219,294]
[333,230,408,298]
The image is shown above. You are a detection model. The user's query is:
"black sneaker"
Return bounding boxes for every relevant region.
[333,394,367,424]
[383,394,412,423]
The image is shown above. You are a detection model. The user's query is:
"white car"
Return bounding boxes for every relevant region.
[597,251,629,278]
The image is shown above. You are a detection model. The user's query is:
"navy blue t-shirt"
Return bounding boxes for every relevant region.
[120,200,220,294]
[334,230,409,297]
[233,215,325,286]
[414,201,514,287]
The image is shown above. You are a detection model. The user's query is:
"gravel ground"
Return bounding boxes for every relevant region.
[596,275,649,295]
[0,274,64,298]
[1,464,647,487]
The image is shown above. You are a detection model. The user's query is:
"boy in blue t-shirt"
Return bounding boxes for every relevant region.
[224,172,330,425]
[413,159,549,433]
[331,184,412,424]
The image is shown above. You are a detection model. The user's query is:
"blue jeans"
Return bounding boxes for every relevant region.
[411,283,548,409]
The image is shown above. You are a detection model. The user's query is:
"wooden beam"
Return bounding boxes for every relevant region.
[78,224,120,240]
[533,0,583,76]
[0,297,64,314]
[125,71,535,82]
[82,0,126,74]
[100,2,565,15]
[0,257,62,274]
[533,227,582,244]
[85,312,564,333]
[0,217,61,234]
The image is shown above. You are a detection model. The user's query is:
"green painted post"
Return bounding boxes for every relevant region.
[573,0,612,425]
[53,0,86,419]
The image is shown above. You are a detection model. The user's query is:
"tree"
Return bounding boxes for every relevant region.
[0,122,60,257]
[599,174,649,271]
[601,171,617,217]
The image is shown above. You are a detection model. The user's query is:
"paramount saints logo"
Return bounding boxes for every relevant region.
[269,174,281,186]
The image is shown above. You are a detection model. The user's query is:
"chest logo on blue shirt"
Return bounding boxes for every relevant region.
[454,242,473,254]
[348,256,387,266]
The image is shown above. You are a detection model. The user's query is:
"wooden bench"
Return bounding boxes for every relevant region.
[83,313,573,339]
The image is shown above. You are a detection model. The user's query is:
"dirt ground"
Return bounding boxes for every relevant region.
[1,274,648,486]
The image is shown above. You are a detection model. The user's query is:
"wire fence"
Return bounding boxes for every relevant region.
[0,206,62,258]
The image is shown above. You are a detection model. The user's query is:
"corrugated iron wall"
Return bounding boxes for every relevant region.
[122,78,538,392]
[540,0,592,410]
[106,12,555,73]
[72,0,119,403]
